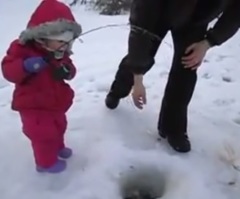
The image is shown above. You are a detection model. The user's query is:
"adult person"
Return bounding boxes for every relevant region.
[104,0,240,152]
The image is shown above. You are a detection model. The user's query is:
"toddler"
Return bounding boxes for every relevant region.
[1,0,82,173]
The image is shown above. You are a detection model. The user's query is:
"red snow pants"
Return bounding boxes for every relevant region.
[19,110,67,167]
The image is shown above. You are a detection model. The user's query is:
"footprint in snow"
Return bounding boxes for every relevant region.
[159,71,169,77]
[232,117,240,126]
[201,72,212,79]
[96,83,110,93]
[216,55,228,62]
[93,93,100,98]
[88,77,95,82]
[203,59,210,63]
[213,98,235,107]
[0,103,8,107]
[87,89,94,93]
[222,75,233,83]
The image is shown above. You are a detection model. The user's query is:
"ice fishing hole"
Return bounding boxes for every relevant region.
[119,165,166,199]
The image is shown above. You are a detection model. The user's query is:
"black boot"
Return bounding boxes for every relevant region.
[159,131,191,153]
[105,93,120,109]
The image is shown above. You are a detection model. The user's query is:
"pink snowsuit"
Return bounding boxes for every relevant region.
[1,0,82,168]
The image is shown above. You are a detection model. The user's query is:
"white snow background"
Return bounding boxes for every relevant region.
[0,0,240,199]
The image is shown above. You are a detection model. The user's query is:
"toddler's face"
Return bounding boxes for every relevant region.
[45,39,69,51]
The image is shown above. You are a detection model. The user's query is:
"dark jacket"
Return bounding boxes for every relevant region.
[127,0,240,74]
[130,0,240,45]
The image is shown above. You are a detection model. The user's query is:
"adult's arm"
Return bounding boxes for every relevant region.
[206,0,240,46]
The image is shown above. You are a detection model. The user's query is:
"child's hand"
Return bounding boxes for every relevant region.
[52,64,71,80]
[23,57,47,73]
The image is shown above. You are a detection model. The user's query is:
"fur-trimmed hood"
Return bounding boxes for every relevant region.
[19,0,82,44]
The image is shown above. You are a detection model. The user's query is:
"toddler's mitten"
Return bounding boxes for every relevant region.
[23,57,46,73]
[53,64,71,80]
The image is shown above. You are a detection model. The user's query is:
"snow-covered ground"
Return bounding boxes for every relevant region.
[1,1,240,199]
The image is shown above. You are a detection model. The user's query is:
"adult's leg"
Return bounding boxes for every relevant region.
[105,32,168,109]
[107,37,162,99]
[105,0,168,109]
[105,34,168,109]
[158,23,208,152]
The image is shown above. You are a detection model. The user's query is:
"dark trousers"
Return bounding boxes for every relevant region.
[108,23,208,136]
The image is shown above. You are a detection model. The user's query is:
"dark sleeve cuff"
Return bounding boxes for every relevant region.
[129,60,154,75]
[205,29,219,47]
[126,29,156,75]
